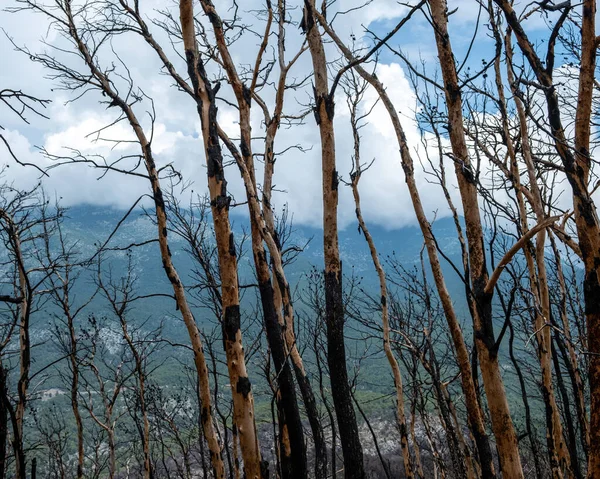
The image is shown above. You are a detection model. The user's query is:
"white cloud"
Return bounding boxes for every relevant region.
[1,0,587,235]
[45,117,136,153]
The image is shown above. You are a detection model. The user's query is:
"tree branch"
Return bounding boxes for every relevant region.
[484,215,561,295]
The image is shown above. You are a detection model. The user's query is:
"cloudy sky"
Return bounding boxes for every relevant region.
[0,0,570,230]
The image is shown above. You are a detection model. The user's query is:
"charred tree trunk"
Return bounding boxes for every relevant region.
[198,4,308,475]
[179,2,263,476]
[428,1,524,477]
[257,262,307,479]
[550,235,589,462]
[0,210,29,479]
[260,7,328,472]
[495,1,600,475]
[573,3,600,476]
[303,2,365,477]
[318,14,496,479]
[0,366,7,479]
[55,3,228,477]
[552,333,583,479]
[67,310,84,479]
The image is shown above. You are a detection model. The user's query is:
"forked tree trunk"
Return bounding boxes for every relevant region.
[494,1,600,476]
[200,3,307,476]
[49,258,85,479]
[179,2,263,477]
[428,1,524,477]
[264,117,328,479]
[348,90,414,478]
[317,16,496,479]
[303,2,365,477]
[59,3,227,477]
[260,8,328,472]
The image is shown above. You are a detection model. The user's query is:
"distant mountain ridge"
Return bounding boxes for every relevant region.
[62,204,467,289]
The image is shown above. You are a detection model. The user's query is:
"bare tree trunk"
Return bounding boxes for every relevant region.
[15,256,27,479]
[315,322,338,479]
[303,2,365,477]
[121,323,151,479]
[233,425,241,479]
[574,3,600,476]
[549,233,588,459]
[552,333,583,479]
[409,363,425,479]
[0,366,7,479]
[347,80,413,478]
[67,309,84,479]
[108,428,116,479]
[179,2,263,477]
[495,2,600,475]
[427,1,524,477]
[52,4,227,477]
[441,382,473,479]
[0,211,29,479]
[317,15,496,479]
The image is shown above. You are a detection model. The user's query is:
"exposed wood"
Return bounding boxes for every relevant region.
[304,1,365,477]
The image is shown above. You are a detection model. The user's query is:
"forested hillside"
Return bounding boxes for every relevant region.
[0,0,598,478]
